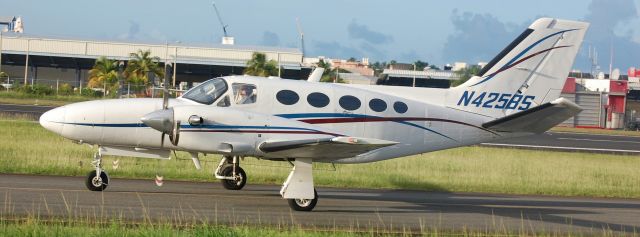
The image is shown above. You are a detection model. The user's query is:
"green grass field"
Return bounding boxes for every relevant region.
[2,118,640,198]
[4,218,612,237]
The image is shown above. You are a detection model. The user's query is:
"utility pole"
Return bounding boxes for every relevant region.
[23,39,29,85]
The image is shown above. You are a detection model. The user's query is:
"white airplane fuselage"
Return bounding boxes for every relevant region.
[40,76,511,163]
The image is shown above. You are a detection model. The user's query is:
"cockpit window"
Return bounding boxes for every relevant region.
[232,83,257,105]
[181,78,228,105]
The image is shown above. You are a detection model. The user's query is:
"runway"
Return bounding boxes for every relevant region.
[3,103,640,155]
[484,131,640,155]
[0,174,638,234]
[0,103,55,118]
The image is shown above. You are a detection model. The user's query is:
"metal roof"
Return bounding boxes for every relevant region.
[0,33,303,68]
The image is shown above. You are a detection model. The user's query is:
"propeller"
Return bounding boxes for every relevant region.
[141,64,180,147]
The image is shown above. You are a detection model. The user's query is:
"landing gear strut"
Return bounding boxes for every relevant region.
[85,150,109,191]
[214,156,247,190]
[281,158,318,211]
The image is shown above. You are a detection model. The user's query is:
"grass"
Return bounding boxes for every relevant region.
[2,118,640,199]
[0,91,91,106]
[551,126,640,137]
[4,218,620,237]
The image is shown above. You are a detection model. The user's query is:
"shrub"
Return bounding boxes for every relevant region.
[30,84,55,96]
[58,83,73,96]
[80,87,103,97]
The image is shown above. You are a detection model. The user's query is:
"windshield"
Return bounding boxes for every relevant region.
[181,78,228,105]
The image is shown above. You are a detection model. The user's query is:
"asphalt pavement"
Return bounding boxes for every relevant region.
[0,174,638,234]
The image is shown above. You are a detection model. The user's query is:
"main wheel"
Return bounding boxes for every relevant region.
[287,189,318,212]
[85,170,109,191]
[220,166,247,190]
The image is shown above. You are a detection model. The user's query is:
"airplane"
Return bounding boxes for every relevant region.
[39,18,588,211]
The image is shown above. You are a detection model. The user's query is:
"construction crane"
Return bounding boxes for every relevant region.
[212,2,234,45]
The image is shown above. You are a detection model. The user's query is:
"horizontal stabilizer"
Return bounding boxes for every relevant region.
[259,137,397,159]
[482,98,582,133]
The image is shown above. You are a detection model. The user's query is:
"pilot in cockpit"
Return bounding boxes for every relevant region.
[236,85,256,104]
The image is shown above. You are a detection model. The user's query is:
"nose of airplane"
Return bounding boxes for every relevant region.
[39,106,66,134]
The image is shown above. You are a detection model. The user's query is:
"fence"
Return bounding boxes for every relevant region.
[0,77,185,98]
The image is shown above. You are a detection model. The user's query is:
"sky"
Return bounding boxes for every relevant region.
[2,0,640,72]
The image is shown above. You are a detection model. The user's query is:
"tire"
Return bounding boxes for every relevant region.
[220,166,246,190]
[287,189,318,212]
[85,170,109,191]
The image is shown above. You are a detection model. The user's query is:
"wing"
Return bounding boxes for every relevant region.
[482,97,582,134]
[259,137,398,159]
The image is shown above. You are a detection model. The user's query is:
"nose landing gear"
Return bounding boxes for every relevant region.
[85,151,109,191]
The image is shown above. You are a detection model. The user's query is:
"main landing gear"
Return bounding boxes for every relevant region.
[281,158,318,211]
[213,156,319,211]
[85,151,109,191]
[214,156,247,190]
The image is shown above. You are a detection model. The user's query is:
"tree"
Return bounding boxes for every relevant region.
[451,65,482,87]
[413,60,429,71]
[316,59,345,83]
[347,57,357,62]
[88,57,118,88]
[124,50,163,85]
[243,52,279,77]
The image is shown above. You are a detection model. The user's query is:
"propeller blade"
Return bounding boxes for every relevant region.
[163,64,172,110]
[170,120,180,146]
[160,132,166,147]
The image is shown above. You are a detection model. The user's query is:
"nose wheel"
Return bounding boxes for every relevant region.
[85,151,109,191]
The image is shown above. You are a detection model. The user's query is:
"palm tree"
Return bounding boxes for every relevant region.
[88,57,118,88]
[243,52,279,77]
[124,50,163,85]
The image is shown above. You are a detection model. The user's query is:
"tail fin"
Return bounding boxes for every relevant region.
[446,18,589,118]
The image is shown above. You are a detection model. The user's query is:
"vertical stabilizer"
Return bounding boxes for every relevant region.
[447,18,589,119]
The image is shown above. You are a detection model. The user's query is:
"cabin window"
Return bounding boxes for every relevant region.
[394,101,408,114]
[276,90,299,105]
[339,95,361,111]
[369,98,387,112]
[232,83,257,105]
[307,92,330,108]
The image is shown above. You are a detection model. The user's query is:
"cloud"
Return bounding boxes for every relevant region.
[311,40,362,59]
[347,20,393,45]
[441,11,521,64]
[117,21,140,40]
[442,1,640,71]
[579,0,640,70]
[261,31,280,46]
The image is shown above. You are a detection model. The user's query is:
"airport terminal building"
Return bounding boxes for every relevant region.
[0,33,310,88]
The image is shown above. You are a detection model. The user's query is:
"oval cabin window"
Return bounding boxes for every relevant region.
[394,101,408,114]
[276,90,299,105]
[339,95,361,111]
[307,92,330,108]
[368,98,387,112]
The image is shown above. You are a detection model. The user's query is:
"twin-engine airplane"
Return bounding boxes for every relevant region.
[40,18,588,211]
